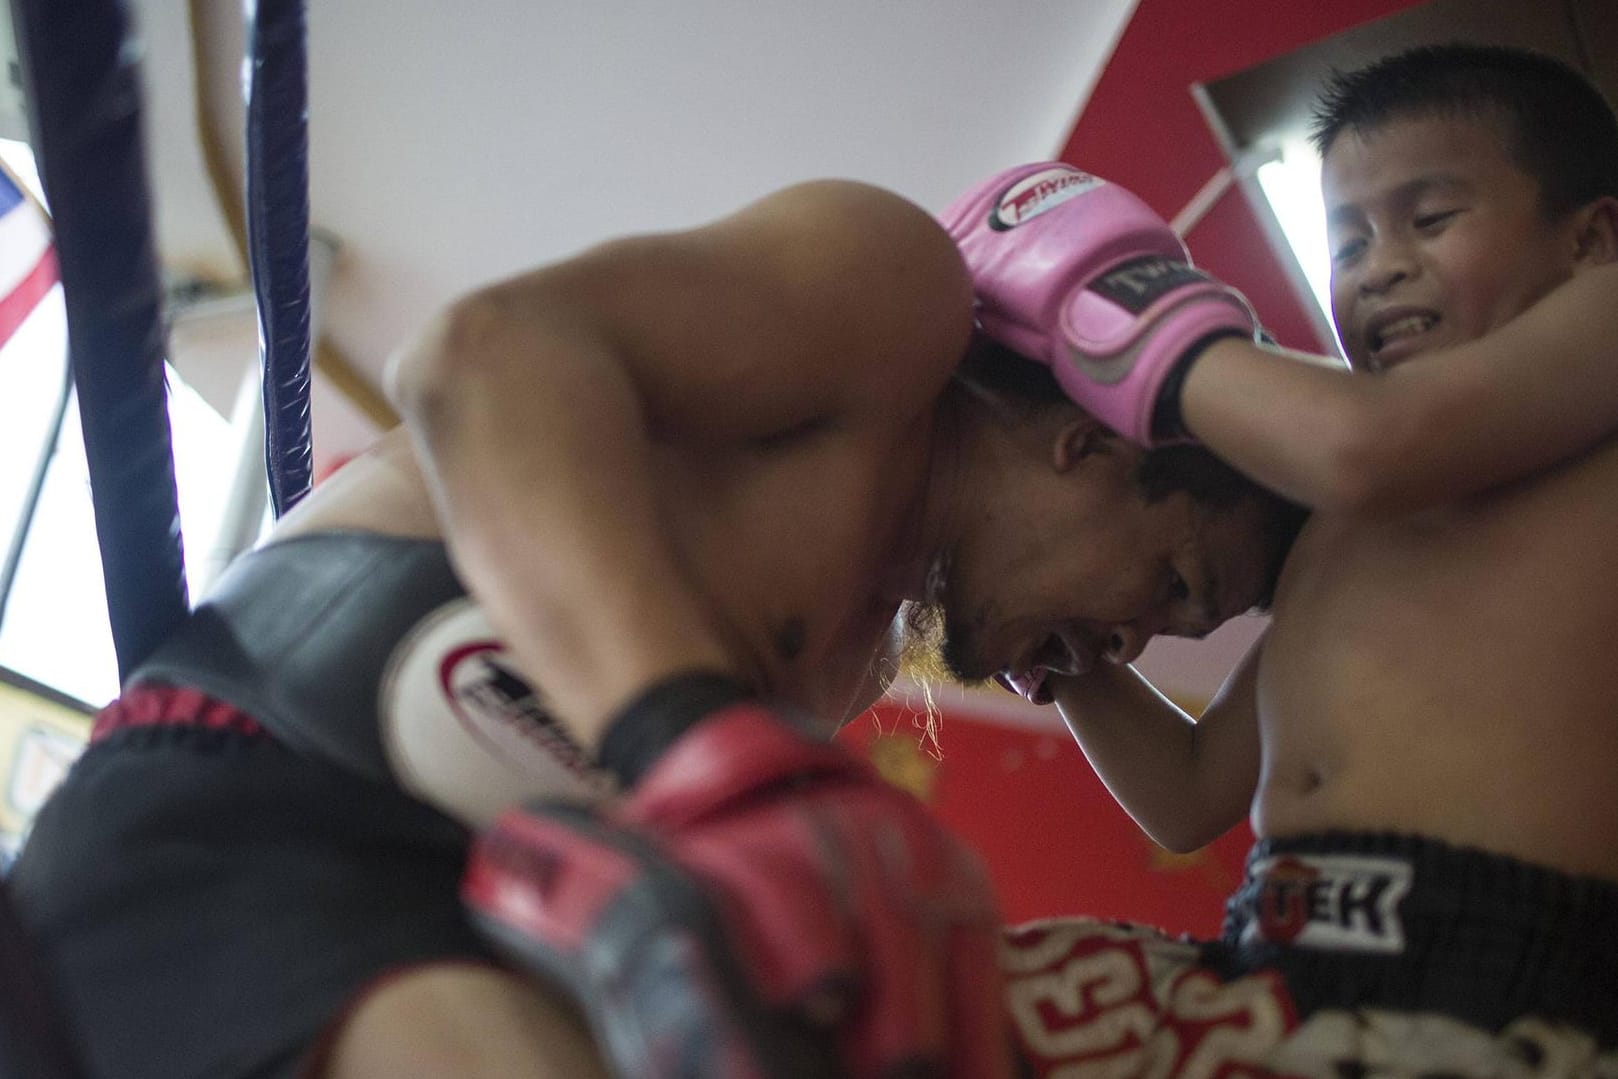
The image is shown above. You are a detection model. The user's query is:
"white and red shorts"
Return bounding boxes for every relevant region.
[1003,832,1618,1077]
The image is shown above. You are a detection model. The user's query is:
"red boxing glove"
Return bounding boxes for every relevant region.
[463,697,1012,1079]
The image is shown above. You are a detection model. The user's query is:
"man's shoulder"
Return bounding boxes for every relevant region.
[740,178,949,242]
[589,179,975,442]
[720,178,972,314]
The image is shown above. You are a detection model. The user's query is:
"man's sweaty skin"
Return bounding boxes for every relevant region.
[260,180,1280,1077]
[280,183,964,739]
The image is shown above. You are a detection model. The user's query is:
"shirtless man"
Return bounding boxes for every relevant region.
[10,175,1301,1076]
[949,45,1618,1071]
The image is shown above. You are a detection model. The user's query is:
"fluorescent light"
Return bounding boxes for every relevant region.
[1255,142,1338,350]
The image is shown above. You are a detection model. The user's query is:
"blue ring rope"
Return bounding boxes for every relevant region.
[245,0,315,518]
[12,0,190,683]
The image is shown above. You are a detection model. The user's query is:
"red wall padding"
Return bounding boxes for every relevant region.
[1059,0,1424,354]
[838,702,1253,939]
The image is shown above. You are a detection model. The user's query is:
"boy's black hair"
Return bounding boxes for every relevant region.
[1310,43,1618,217]
[954,335,1308,609]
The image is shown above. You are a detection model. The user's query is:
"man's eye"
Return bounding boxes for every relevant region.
[1414,210,1459,230]
[1168,570,1190,603]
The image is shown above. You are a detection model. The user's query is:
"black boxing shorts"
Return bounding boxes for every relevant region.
[1001,832,1618,1077]
[125,533,608,820]
[10,685,496,1079]
[10,532,611,1077]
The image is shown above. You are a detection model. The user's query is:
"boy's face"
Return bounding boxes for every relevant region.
[1322,113,1581,371]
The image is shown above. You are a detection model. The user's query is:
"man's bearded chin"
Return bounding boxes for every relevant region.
[897,598,991,687]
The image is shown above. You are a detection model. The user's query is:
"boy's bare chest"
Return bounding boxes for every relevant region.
[1255,440,1618,867]
[1277,436,1618,643]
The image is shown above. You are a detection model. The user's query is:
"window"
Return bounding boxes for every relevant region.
[0,139,244,708]
[1192,0,1613,350]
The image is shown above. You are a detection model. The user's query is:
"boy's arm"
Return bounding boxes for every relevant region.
[386,180,972,748]
[945,163,1618,513]
[1050,638,1262,853]
[1181,262,1618,513]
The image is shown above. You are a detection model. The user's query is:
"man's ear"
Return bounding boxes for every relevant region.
[1571,196,1618,268]
[1052,414,1115,473]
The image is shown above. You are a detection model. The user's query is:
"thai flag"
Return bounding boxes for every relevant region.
[0,166,59,349]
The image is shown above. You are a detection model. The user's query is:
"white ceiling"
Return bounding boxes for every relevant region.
[132,0,1141,458]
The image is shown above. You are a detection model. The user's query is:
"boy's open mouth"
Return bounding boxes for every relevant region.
[1368,311,1439,361]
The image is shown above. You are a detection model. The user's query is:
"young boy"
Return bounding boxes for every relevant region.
[952,44,1618,1073]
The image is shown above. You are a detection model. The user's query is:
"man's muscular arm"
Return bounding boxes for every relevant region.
[385,181,972,748]
[1050,640,1262,852]
[1182,262,1618,513]
[389,184,1010,1077]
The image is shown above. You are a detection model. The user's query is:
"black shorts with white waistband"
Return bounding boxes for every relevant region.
[1205,830,1618,1045]
[9,686,494,1079]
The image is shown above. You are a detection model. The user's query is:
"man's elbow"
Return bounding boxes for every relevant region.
[1142,818,1229,856]
[384,290,512,428]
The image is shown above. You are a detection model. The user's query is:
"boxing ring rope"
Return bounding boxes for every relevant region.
[12,0,190,686]
[245,0,316,519]
[10,0,316,681]
[2,0,317,1071]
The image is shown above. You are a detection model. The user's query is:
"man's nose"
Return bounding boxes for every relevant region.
[1102,622,1152,665]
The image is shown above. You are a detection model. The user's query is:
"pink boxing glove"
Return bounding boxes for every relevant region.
[939,162,1257,445]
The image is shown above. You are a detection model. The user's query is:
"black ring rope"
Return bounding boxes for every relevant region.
[12,0,190,684]
[245,0,315,518]
[1,2,320,1072]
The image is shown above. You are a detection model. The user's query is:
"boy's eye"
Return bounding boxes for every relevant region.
[1414,209,1459,230]
[1330,236,1366,265]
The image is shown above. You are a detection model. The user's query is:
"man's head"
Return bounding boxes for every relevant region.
[909,337,1307,703]
[1312,44,1618,370]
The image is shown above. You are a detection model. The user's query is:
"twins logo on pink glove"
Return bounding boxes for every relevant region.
[940,162,1257,445]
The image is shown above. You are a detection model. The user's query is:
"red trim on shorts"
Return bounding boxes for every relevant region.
[90,684,267,743]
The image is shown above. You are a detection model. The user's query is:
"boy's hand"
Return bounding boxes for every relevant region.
[463,697,1012,1079]
[940,162,1257,445]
